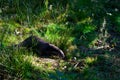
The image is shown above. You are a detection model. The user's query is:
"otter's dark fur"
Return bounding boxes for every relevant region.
[16,36,65,58]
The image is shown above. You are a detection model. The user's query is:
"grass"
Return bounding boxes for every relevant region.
[0,0,120,80]
[0,45,120,80]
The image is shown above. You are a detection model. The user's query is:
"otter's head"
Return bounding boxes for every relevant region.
[47,44,65,58]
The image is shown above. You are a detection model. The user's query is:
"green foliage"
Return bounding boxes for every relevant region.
[0,47,52,80]
[76,23,96,34]
[0,0,120,80]
[57,10,77,23]
[115,15,120,33]
[0,48,32,78]
[49,70,78,80]
[85,57,97,65]
[0,21,31,46]
[72,22,97,47]
[44,23,74,51]
[83,66,102,80]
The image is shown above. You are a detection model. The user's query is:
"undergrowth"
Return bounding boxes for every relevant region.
[0,0,120,80]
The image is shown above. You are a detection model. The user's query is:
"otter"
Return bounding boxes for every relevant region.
[16,36,65,58]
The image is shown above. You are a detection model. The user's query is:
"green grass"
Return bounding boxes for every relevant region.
[115,15,120,33]
[0,45,120,80]
[0,0,120,80]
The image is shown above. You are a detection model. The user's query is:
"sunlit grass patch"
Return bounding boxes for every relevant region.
[43,23,74,53]
[0,21,32,46]
[85,57,97,65]
[0,48,61,79]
